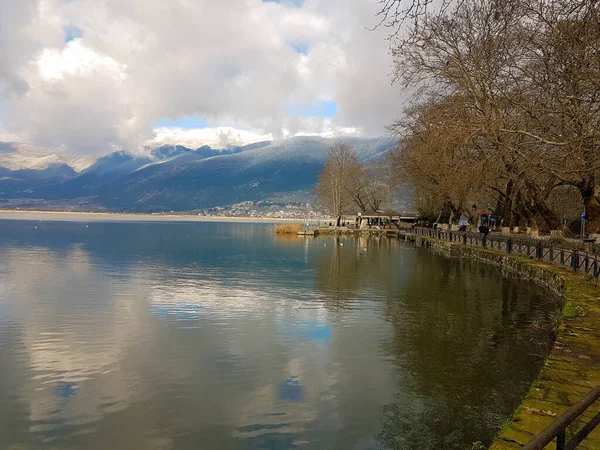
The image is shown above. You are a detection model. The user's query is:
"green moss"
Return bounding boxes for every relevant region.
[532,381,545,390]
[562,302,588,318]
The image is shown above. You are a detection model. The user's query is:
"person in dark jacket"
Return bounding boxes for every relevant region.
[478,224,490,236]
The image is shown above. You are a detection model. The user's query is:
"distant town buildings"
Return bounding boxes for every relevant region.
[196,200,322,219]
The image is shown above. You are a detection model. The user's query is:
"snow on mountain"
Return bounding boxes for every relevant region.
[235,135,394,165]
[0,135,398,212]
[0,142,95,172]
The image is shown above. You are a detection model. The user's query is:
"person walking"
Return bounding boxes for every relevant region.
[478,223,489,236]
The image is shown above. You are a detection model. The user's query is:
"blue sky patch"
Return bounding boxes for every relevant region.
[286,100,337,118]
[291,42,309,55]
[64,24,83,42]
[279,319,331,343]
[56,381,78,399]
[300,322,331,341]
[154,116,210,129]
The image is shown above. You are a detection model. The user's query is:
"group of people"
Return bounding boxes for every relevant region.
[432,222,469,232]
[458,223,490,235]
[430,222,490,235]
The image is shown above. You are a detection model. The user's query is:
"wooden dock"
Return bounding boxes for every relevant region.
[297,229,319,236]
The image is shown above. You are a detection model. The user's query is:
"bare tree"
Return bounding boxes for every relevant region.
[387,0,588,234]
[503,0,600,232]
[388,95,492,225]
[372,0,459,39]
[315,142,360,226]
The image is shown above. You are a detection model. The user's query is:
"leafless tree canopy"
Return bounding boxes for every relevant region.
[315,142,396,225]
[372,0,459,39]
[385,0,600,235]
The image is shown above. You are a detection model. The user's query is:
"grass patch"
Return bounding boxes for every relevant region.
[531,381,545,390]
[274,223,302,234]
[562,302,588,318]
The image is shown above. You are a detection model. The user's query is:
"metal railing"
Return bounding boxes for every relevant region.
[521,385,600,450]
[404,228,600,283]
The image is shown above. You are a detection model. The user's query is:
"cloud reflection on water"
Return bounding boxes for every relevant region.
[0,221,556,450]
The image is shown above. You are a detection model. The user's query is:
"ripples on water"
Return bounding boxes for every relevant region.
[0,220,557,449]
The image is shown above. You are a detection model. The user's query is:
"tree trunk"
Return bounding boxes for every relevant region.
[538,203,561,231]
[437,200,453,224]
[529,216,539,237]
[449,204,461,225]
[511,210,521,232]
[580,176,600,235]
[500,179,514,228]
[467,210,478,226]
[336,215,342,227]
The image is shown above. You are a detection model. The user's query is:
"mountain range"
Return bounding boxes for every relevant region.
[0,136,396,212]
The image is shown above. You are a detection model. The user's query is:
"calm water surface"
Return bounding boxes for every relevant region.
[0,220,556,449]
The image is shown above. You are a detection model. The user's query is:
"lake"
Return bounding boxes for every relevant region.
[0,220,556,449]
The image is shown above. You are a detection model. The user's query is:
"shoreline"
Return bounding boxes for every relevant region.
[403,234,600,449]
[0,210,330,224]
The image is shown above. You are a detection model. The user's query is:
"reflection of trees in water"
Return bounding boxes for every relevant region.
[375,254,556,450]
[312,236,406,311]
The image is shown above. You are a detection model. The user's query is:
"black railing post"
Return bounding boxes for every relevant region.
[560,249,565,265]
[585,253,590,273]
[573,250,579,272]
[550,246,554,262]
[507,238,512,254]
[482,235,487,248]
[557,430,565,450]
[536,242,543,259]
[463,233,467,245]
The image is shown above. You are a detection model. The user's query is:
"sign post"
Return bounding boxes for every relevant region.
[581,212,586,239]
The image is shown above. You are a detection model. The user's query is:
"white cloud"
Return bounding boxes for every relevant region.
[37,39,124,81]
[149,122,360,149]
[0,0,404,155]
[151,126,274,149]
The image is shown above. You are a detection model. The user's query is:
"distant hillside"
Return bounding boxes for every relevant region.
[0,163,77,198]
[0,136,396,212]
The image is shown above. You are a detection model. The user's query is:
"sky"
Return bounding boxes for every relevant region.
[0,0,404,155]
